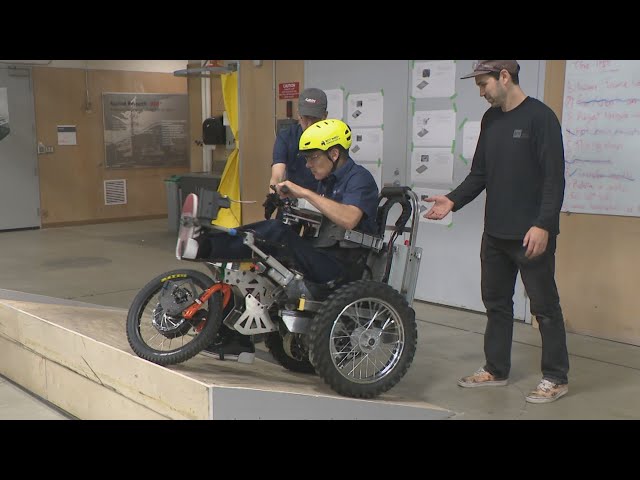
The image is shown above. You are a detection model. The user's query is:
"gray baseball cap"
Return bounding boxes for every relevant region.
[460,60,520,79]
[298,88,327,118]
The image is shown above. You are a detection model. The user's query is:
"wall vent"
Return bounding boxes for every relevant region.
[104,179,127,205]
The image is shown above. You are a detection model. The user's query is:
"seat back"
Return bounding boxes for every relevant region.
[375,186,413,237]
[362,186,417,285]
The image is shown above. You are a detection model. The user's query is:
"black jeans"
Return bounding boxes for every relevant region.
[197,219,346,284]
[480,232,569,384]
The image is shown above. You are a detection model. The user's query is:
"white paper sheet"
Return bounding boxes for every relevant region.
[411,60,456,98]
[350,127,383,164]
[324,88,344,121]
[57,125,77,145]
[410,147,453,185]
[413,109,456,147]
[347,91,383,127]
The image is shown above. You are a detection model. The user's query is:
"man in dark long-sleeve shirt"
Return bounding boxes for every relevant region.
[424,60,570,404]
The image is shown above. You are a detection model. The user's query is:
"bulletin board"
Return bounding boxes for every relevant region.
[102,92,189,169]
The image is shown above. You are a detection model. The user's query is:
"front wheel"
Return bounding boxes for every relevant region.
[126,269,223,365]
[308,280,417,399]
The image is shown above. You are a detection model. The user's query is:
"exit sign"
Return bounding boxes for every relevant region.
[279,82,300,99]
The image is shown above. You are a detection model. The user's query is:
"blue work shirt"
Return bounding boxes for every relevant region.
[318,157,379,234]
[272,124,320,191]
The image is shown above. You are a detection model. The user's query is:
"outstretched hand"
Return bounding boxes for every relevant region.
[422,195,454,220]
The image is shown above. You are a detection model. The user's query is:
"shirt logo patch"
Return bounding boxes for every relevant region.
[513,129,529,139]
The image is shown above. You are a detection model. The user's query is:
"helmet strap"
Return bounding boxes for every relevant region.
[328,147,340,173]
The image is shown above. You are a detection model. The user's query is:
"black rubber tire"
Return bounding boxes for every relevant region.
[308,280,417,399]
[265,331,316,374]
[126,269,222,366]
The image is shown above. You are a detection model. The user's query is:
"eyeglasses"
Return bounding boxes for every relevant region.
[302,151,326,162]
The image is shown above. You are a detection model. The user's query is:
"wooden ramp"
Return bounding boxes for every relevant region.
[0,295,454,420]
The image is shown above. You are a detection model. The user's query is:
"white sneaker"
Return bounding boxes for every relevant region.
[457,367,508,388]
[180,237,200,259]
[525,379,568,404]
[176,193,201,260]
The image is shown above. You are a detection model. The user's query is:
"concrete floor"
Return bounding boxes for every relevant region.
[1,218,639,420]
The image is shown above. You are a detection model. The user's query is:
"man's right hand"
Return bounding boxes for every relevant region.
[276,180,305,199]
[423,195,454,220]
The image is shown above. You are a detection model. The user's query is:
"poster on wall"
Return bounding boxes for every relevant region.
[411,60,456,98]
[102,93,189,168]
[325,88,344,120]
[0,88,10,142]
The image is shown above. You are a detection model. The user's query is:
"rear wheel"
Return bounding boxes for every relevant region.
[126,269,223,365]
[265,331,315,374]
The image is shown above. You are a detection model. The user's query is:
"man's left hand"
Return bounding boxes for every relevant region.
[523,226,549,259]
[262,193,279,219]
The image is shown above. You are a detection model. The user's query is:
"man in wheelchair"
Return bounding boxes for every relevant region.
[180,119,380,361]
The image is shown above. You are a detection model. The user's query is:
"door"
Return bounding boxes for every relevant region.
[0,65,41,230]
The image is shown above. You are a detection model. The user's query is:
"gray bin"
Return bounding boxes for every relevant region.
[165,173,221,233]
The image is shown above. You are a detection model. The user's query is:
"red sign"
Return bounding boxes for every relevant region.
[279,82,300,99]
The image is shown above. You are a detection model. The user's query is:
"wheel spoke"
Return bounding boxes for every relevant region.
[329,294,406,384]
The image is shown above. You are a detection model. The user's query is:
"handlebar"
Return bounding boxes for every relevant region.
[270,184,291,195]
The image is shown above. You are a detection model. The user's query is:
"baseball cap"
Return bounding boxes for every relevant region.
[298,88,327,118]
[460,60,520,79]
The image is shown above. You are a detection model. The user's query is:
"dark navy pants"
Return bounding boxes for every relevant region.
[197,219,346,284]
[480,232,570,384]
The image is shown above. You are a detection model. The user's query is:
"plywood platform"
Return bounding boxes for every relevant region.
[0,297,454,420]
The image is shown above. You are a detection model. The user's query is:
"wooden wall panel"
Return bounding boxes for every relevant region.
[33,67,189,226]
[544,61,640,345]
[238,60,304,224]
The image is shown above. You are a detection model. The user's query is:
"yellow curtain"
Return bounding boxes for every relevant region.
[212,71,241,227]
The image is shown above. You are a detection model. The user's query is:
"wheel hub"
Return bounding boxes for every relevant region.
[351,326,382,354]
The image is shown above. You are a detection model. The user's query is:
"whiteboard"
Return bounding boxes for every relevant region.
[562,60,640,217]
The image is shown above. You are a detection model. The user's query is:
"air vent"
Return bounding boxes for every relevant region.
[104,179,127,205]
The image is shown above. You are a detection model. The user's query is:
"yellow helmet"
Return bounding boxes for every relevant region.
[299,119,352,152]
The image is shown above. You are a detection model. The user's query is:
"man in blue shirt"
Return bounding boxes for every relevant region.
[267,88,327,212]
[180,119,379,362]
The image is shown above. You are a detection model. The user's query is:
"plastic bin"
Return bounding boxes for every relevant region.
[165,173,221,233]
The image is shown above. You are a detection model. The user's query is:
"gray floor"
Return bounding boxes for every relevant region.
[1,219,639,420]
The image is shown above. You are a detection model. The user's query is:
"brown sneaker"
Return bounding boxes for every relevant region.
[457,367,508,388]
[525,379,568,404]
